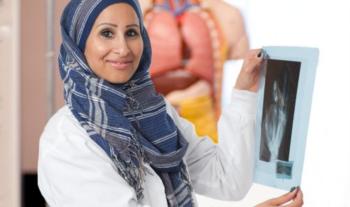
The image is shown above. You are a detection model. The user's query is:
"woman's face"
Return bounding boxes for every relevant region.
[84,3,144,84]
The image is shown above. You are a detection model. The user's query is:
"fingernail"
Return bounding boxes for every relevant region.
[289,186,297,192]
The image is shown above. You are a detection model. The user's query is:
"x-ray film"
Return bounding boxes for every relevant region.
[254,46,319,190]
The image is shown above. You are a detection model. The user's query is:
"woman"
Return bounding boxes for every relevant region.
[37,0,303,206]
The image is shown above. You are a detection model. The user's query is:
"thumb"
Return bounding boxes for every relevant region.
[270,187,298,205]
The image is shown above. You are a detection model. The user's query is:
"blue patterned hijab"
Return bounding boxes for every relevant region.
[59,0,193,206]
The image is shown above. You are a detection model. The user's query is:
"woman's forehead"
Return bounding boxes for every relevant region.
[94,3,140,25]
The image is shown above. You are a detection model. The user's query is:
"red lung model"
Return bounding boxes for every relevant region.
[144,0,225,100]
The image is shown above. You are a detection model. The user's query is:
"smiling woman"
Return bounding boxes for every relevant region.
[84,3,144,84]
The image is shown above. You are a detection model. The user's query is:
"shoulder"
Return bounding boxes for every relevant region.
[39,106,86,150]
[37,105,118,186]
[41,105,86,138]
[38,105,109,163]
[37,106,139,206]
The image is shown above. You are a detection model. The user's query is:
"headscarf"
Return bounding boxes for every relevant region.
[59,0,193,206]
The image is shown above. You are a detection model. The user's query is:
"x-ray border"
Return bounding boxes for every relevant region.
[254,46,319,191]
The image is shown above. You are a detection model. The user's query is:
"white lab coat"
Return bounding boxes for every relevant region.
[38,89,257,207]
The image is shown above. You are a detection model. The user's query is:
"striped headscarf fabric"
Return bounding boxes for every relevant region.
[59,0,193,206]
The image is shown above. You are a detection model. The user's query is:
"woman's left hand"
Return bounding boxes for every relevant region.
[234,49,263,92]
[255,187,304,207]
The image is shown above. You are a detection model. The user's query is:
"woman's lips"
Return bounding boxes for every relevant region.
[107,60,133,70]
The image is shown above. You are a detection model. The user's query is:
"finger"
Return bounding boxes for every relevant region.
[249,48,263,60]
[270,189,298,205]
[250,58,264,74]
[245,51,263,73]
[247,48,260,54]
[245,49,261,60]
[252,49,264,64]
[285,189,304,207]
[251,48,261,56]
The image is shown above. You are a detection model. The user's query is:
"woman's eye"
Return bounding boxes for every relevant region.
[126,29,139,37]
[100,30,113,38]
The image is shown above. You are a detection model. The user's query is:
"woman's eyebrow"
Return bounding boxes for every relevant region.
[126,24,139,28]
[97,23,118,28]
[96,23,139,28]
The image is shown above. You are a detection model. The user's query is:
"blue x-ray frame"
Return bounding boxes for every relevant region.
[254,46,319,190]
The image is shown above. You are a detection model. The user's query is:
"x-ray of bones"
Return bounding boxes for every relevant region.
[259,59,299,163]
[263,76,289,161]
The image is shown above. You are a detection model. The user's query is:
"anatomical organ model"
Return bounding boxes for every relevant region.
[140,0,249,143]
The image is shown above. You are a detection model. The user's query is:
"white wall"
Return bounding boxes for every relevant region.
[199,0,350,206]
[0,0,21,206]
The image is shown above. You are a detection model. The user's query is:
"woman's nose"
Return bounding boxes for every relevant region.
[112,37,130,57]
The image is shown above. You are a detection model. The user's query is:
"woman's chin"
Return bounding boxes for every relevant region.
[104,75,132,85]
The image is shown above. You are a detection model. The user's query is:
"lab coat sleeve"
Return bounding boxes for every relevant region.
[167,89,257,201]
[37,116,147,207]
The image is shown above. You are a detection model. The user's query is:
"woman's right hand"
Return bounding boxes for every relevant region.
[234,49,263,92]
[255,187,304,207]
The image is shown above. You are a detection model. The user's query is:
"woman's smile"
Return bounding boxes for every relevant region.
[106,59,133,70]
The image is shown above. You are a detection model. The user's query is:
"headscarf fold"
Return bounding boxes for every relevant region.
[59,0,193,206]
